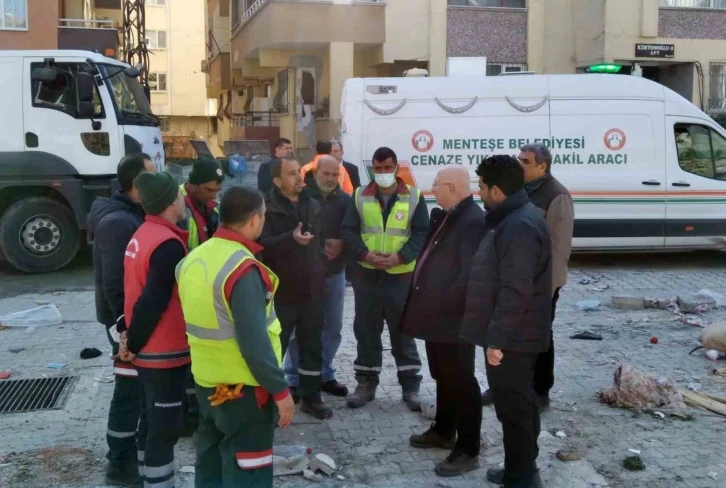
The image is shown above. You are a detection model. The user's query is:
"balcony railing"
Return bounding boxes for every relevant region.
[231,111,280,128]
[232,0,385,31]
[58,19,119,55]
[660,0,726,9]
[59,18,116,29]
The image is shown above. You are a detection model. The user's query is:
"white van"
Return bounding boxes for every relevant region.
[340,74,726,251]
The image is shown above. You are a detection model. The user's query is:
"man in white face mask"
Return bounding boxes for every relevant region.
[341,147,430,411]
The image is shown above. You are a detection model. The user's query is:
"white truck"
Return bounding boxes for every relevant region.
[341,74,726,251]
[0,50,164,273]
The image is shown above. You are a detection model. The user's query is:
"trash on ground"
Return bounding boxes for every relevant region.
[706,350,726,361]
[650,337,659,344]
[303,469,322,482]
[555,430,567,438]
[695,289,726,307]
[653,411,666,419]
[94,376,114,383]
[681,389,726,416]
[570,331,603,341]
[46,362,66,369]
[623,455,645,471]
[8,347,24,353]
[556,449,581,462]
[578,278,591,285]
[0,371,11,379]
[591,285,611,292]
[687,382,703,392]
[577,300,600,310]
[336,475,346,480]
[683,316,707,328]
[310,453,336,476]
[611,294,645,310]
[713,368,726,376]
[628,449,642,455]
[0,304,62,327]
[645,297,678,310]
[599,364,689,417]
[677,293,716,314]
[179,466,195,474]
[699,322,726,352]
[702,392,726,404]
[420,397,436,420]
[708,472,719,480]
[80,348,102,360]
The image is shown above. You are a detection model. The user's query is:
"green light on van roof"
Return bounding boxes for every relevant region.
[587,64,623,74]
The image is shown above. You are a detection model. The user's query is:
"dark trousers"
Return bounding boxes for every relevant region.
[277,301,324,402]
[352,269,422,390]
[533,288,560,396]
[183,366,199,432]
[426,341,481,456]
[195,384,275,488]
[105,326,142,467]
[486,351,540,488]
[137,365,186,487]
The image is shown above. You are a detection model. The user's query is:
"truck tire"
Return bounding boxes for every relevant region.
[0,197,80,273]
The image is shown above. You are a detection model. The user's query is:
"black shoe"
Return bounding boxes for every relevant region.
[321,380,348,397]
[536,395,550,409]
[105,462,140,487]
[290,386,300,404]
[301,400,333,420]
[481,389,494,406]
[435,449,480,477]
[410,425,456,450]
[486,466,541,486]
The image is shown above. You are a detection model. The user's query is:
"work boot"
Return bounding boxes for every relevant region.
[434,449,480,477]
[346,382,376,409]
[321,380,348,397]
[104,461,140,487]
[402,389,421,411]
[481,389,494,406]
[290,386,301,404]
[301,400,333,420]
[486,466,540,486]
[409,424,456,449]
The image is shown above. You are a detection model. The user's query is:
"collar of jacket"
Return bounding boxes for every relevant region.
[524,173,552,194]
[214,227,263,254]
[268,187,310,215]
[113,190,145,216]
[485,189,529,225]
[183,183,217,214]
[145,215,190,243]
[361,177,410,197]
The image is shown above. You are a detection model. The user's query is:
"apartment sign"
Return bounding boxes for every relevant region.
[635,43,675,59]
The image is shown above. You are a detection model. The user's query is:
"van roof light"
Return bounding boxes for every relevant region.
[586,64,623,74]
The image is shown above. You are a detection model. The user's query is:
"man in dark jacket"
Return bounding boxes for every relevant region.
[257,138,293,195]
[285,156,352,399]
[403,166,487,477]
[88,152,155,487]
[460,155,552,488]
[259,157,332,420]
[331,140,361,190]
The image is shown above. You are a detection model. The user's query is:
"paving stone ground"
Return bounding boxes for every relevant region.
[1,253,726,488]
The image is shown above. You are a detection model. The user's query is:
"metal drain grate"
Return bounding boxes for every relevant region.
[0,376,78,414]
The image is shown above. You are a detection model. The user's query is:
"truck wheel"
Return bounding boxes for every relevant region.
[0,197,80,273]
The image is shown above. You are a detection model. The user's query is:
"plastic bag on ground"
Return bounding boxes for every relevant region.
[599,363,688,416]
[700,321,726,352]
[0,304,62,327]
[695,289,726,308]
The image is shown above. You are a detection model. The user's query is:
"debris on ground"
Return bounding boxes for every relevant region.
[628,449,641,455]
[420,397,436,420]
[336,474,346,480]
[623,455,645,471]
[0,371,11,379]
[179,466,195,474]
[645,297,678,310]
[683,316,707,328]
[677,293,716,314]
[599,364,689,417]
[0,304,62,327]
[555,430,567,439]
[570,331,603,341]
[310,453,336,476]
[79,348,102,360]
[556,449,581,462]
[706,350,726,361]
[577,300,600,310]
[8,347,24,353]
[578,278,592,285]
[303,469,322,481]
[695,289,726,307]
[680,389,726,416]
[591,285,611,292]
[708,471,719,480]
[650,337,659,344]
[687,382,703,391]
[611,294,645,310]
[46,362,66,369]
[713,368,726,376]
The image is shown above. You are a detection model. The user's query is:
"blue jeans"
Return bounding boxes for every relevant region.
[284,272,346,387]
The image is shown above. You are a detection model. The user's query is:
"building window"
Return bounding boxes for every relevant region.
[157,116,171,133]
[660,0,726,9]
[674,123,726,180]
[486,63,528,76]
[1,0,27,29]
[710,63,726,113]
[144,0,166,5]
[145,30,167,49]
[448,0,526,7]
[148,73,167,92]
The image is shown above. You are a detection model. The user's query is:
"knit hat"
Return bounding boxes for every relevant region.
[188,158,225,185]
[135,171,179,216]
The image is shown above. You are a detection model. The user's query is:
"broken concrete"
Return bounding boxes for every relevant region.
[678,293,716,314]
[611,295,645,310]
[310,453,336,476]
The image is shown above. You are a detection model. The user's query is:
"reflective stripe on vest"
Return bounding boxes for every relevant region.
[355,185,420,274]
[180,183,218,251]
[176,238,282,388]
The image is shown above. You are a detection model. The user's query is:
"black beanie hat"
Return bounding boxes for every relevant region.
[189,158,225,185]
[135,171,179,216]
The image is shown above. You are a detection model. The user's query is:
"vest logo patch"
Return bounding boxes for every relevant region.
[395,211,405,221]
[125,238,139,259]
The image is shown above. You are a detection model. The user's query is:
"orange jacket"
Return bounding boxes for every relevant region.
[300,155,354,195]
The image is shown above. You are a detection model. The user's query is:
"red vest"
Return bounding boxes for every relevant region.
[124,216,190,369]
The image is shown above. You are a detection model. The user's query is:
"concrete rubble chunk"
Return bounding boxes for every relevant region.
[310,453,336,476]
[611,294,645,310]
[677,293,716,314]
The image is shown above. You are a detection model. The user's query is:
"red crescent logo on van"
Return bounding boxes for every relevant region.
[604,129,626,151]
[412,130,434,152]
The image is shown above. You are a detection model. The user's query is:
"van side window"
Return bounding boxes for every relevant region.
[674,123,726,181]
[30,62,104,119]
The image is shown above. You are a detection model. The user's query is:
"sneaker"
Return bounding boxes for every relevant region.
[481,389,494,406]
[346,382,376,409]
[301,400,333,420]
[290,386,300,404]
[320,380,348,397]
[434,450,480,477]
[104,461,140,487]
[536,395,550,409]
[486,466,541,486]
[409,425,456,449]
[402,390,421,411]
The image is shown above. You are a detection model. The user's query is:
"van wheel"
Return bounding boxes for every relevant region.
[0,197,80,273]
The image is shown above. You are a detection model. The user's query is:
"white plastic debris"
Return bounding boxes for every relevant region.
[420,397,436,420]
[336,475,346,481]
[310,453,336,476]
[179,466,195,474]
[687,382,703,392]
[696,289,726,308]
[0,304,62,327]
[708,472,718,480]
[555,431,567,439]
[628,449,641,455]
[654,412,666,419]
[576,300,600,310]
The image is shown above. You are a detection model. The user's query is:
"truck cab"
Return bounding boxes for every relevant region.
[0,50,164,273]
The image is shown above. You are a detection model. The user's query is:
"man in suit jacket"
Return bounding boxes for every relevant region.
[331,140,361,190]
[257,138,293,195]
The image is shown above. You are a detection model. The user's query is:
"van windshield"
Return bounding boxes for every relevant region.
[99,64,154,122]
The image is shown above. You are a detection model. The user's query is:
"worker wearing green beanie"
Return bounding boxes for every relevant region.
[135,171,181,216]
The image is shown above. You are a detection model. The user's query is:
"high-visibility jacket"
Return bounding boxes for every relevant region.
[124,216,190,369]
[300,155,353,195]
[180,183,219,250]
[175,236,282,388]
[354,183,421,275]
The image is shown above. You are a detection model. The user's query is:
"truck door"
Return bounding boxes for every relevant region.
[22,57,122,177]
[665,117,726,248]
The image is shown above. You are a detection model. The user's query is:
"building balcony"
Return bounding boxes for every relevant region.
[204,51,231,98]
[230,0,385,64]
[57,19,119,57]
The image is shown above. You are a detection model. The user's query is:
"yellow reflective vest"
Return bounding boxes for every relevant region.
[175,236,282,388]
[354,184,420,275]
[179,183,219,251]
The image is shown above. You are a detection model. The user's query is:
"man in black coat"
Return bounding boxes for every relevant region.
[257,137,293,195]
[88,153,155,487]
[331,140,361,190]
[460,155,552,488]
[258,157,332,420]
[402,166,487,477]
